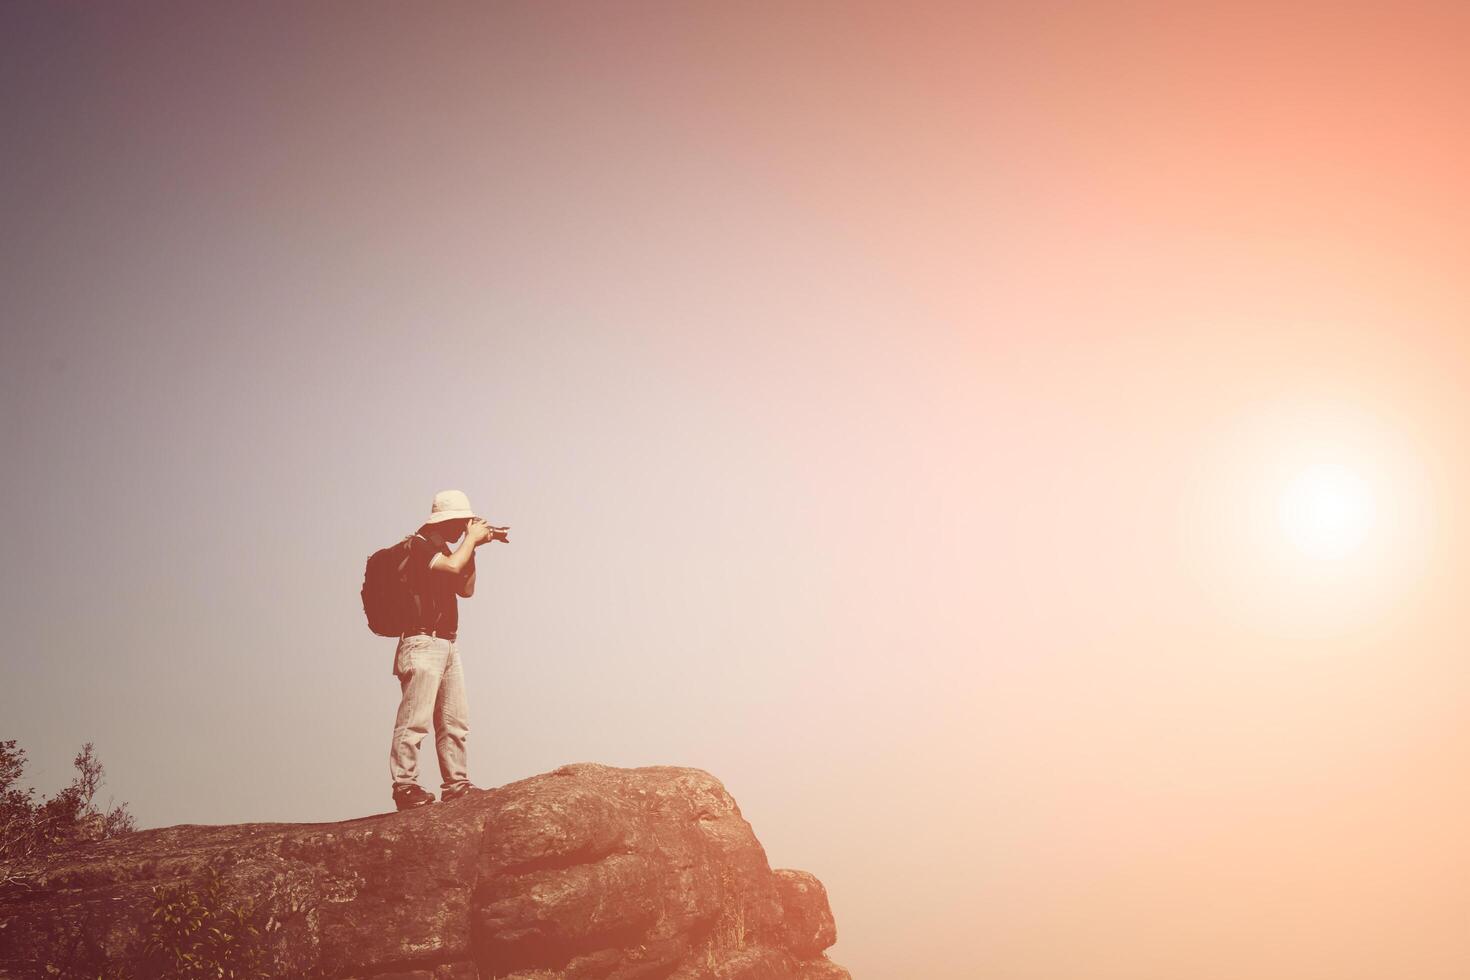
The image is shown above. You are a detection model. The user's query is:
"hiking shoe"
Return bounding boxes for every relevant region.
[440,782,481,803]
[393,784,435,811]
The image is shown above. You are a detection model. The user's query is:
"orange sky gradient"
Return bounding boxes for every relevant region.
[2,4,1467,978]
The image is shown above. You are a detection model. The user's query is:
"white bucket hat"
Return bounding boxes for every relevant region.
[425,489,478,525]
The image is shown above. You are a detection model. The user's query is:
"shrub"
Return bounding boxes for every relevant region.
[0,738,135,888]
[142,865,269,980]
[41,864,277,980]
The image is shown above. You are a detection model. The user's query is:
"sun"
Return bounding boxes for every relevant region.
[1180,397,1439,633]
[1277,462,1377,561]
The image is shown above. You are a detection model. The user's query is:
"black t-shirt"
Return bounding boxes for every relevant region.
[404,531,471,639]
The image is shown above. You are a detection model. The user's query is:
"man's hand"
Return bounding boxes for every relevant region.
[466,519,493,545]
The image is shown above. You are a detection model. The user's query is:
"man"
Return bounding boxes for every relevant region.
[389,489,505,811]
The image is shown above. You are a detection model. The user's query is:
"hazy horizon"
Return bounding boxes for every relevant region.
[3,3,1467,978]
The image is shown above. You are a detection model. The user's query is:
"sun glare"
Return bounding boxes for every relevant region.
[1278,463,1376,561]
[1181,396,1439,633]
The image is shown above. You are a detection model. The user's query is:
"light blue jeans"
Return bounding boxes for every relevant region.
[389,634,470,794]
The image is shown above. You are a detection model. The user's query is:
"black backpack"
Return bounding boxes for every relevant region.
[361,535,422,637]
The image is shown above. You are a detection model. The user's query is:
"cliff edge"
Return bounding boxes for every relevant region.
[0,763,849,980]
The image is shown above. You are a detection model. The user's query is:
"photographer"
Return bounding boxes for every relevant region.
[388,490,508,811]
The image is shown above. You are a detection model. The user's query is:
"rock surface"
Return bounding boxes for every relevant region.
[0,763,849,980]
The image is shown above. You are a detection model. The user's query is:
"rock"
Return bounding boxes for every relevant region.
[794,957,852,980]
[771,871,837,959]
[0,764,849,980]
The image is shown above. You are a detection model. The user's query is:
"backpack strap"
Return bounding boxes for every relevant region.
[400,535,425,626]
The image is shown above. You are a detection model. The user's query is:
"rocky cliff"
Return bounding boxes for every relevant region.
[0,763,849,980]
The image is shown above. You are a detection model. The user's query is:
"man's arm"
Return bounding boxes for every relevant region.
[457,555,476,598]
[429,536,478,576]
[429,521,491,577]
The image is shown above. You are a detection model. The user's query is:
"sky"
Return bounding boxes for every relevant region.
[2,3,1468,978]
